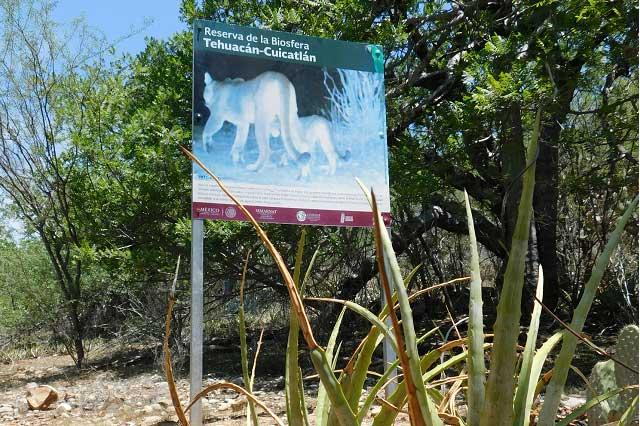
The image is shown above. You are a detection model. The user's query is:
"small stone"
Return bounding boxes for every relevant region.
[217,402,231,411]
[56,402,72,415]
[369,405,382,417]
[26,385,59,410]
[14,397,28,415]
[231,399,247,412]
[141,415,164,426]
[142,403,162,415]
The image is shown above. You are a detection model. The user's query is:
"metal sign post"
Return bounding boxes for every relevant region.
[190,218,204,426]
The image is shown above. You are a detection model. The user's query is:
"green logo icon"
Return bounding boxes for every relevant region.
[367,45,384,73]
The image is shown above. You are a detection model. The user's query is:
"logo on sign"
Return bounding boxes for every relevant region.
[225,206,237,218]
[200,207,221,215]
[340,213,354,224]
[296,210,306,222]
[256,208,277,219]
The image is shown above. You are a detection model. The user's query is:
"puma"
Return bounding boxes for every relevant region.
[280,115,350,176]
[201,71,308,171]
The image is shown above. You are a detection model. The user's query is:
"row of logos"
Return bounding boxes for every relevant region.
[197,206,355,224]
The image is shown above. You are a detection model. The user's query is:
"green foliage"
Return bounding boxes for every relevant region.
[0,237,58,336]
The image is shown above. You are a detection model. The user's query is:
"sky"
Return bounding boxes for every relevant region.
[52,0,186,55]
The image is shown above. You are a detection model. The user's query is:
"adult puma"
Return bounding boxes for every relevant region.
[201,71,308,171]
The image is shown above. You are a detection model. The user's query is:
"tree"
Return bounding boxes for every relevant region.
[179,0,637,316]
[0,0,112,367]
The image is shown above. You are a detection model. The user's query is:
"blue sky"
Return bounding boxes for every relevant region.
[53,1,186,55]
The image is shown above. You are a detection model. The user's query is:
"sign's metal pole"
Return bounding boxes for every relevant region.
[382,232,398,397]
[190,218,204,426]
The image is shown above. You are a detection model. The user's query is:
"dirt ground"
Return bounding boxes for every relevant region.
[0,345,591,425]
[0,348,413,426]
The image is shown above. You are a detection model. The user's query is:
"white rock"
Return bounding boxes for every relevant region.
[369,405,382,417]
[142,403,162,415]
[141,415,164,426]
[14,397,28,415]
[56,402,72,415]
[154,381,170,396]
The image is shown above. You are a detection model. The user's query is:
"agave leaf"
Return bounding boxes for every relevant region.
[250,328,264,392]
[339,328,383,414]
[286,231,307,426]
[554,386,637,426]
[163,257,189,426]
[481,109,540,426]
[357,327,440,424]
[512,265,544,426]
[310,347,357,424]
[301,246,321,290]
[373,342,492,426]
[298,367,311,426]
[538,195,639,425]
[619,393,639,426]
[341,275,463,414]
[513,331,565,425]
[239,251,259,426]
[370,189,443,426]
[246,327,265,426]
[464,190,486,426]
[316,306,347,426]
[306,297,399,352]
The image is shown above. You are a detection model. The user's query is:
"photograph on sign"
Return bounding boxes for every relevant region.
[192,21,390,227]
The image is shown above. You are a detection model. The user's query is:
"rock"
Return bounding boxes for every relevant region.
[231,398,247,412]
[217,402,231,411]
[154,381,170,396]
[14,397,28,415]
[100,395,124,414]
[55,402,72,415]
[369,405,382,417]
[25,382,38,390]
[0,405,13,414]
[156,398,171,409]
[26,385,59,410]
[141,415,164,426]
[142,403,162,415]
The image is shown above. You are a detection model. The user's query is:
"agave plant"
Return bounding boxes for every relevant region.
[165,114,637,425]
